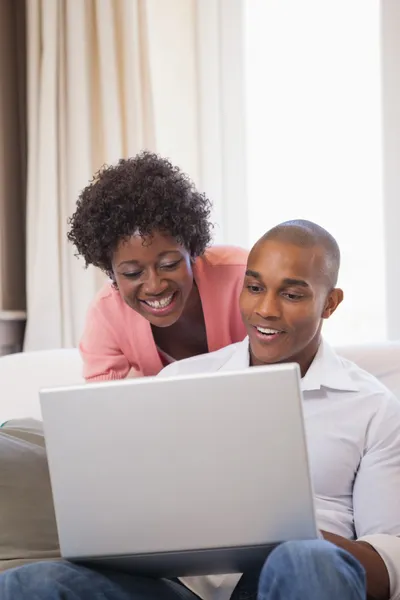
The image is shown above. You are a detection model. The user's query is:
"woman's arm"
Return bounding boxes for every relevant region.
[80,301,133,381]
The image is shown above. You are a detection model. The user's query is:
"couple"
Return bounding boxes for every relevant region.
[1,155,400,599]
[1,220,400,599]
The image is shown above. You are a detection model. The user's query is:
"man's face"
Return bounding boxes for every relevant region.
[239,239,342,375]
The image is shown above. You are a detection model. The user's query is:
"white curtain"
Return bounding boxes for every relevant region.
[24,0,247,350]
[24,0,200,349]
[196,0,247,247]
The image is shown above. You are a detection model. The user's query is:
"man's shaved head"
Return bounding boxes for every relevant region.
[257,219,340,288]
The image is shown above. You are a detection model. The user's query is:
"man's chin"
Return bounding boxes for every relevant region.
[249,337,288,366]
[251,351,284,366]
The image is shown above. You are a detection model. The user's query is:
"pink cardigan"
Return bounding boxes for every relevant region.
[80,245,248,381]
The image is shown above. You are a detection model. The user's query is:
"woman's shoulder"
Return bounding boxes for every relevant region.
[82,282,153,368]
[90,280,120,307]
[88,281,136,322]
[201,245,248,268]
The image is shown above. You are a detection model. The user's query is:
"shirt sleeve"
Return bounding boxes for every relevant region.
[157,362,182,378]
[80,301,140,381]
[353,392,400,600]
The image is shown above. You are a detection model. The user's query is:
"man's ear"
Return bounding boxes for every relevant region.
[322,288,343,319]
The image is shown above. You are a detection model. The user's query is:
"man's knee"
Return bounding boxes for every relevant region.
[268,539,337,570]
[0,560,92,593]
[261,539,365,590]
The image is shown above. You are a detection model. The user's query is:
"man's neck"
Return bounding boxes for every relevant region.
[248,336,322,378]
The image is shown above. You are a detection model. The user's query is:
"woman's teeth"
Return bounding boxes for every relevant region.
[144,295,174,309]
[256,326,282,335]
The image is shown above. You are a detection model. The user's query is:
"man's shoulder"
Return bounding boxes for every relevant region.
[334,349,399,414]
[159,341,246,378]
[338,352,393,393]
[303,340,400,417]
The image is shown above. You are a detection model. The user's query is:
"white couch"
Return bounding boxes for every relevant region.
[0,349,84,423]
[0,342,399,424]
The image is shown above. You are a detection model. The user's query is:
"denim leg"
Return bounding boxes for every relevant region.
[0,560,199,600]
[257,539,366,600]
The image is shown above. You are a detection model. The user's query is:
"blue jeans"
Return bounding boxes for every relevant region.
[0,540,366,599]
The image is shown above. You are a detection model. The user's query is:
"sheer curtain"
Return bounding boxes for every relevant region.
[23,0,202,350]
[24,0,247,350]
[196,0,248,248]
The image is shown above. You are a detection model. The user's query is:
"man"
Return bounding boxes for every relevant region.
[1,220,399,600]
[160,220,400,600]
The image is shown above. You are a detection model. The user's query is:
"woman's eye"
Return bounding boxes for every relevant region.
[123,271,142,279]
[160,261,180,270]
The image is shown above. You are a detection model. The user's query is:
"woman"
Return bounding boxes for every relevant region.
[68,152,248,381]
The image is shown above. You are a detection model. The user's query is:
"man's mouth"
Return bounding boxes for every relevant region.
[252,325,285,341]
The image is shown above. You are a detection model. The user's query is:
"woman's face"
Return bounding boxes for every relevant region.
[111,231,194,328]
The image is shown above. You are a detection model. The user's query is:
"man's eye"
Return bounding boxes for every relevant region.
[247,285,262,293]
[283,293,303,300]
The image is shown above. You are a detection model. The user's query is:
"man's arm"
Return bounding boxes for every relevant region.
[321,530,389,600]
[329,393,400,600]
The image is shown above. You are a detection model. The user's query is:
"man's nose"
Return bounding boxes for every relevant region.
[255,292,282,319]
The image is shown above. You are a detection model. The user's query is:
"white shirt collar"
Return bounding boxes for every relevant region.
[221,337,360,393]
[219,338,251,372]
[301,340,360,392]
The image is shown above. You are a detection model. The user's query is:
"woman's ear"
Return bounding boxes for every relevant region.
[322,288,344,319]
[107,270,118,289]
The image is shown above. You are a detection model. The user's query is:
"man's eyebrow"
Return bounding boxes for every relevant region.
[245,269,261,279]
[282,278,309,288]
[245,272,310,288]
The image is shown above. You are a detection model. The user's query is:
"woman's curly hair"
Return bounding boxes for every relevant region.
[67,152,213,274]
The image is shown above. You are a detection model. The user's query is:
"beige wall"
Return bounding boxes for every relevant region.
[0,0,26,311]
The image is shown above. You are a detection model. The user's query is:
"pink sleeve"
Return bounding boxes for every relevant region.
[80,301,141,382]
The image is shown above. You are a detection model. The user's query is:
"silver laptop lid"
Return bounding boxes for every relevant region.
[40,364,317,564]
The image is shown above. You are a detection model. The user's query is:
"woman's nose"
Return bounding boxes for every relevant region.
[142,269,167,296]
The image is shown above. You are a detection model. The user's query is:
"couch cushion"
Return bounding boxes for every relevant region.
[0,419,60,572]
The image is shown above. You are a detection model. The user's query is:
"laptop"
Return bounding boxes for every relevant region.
[40,363,318,577]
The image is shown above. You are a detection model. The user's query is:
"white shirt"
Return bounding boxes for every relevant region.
[160,338,400,600]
